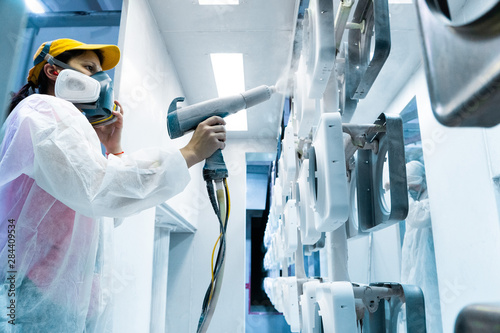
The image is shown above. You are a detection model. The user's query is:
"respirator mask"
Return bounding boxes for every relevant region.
[54,69,118,127]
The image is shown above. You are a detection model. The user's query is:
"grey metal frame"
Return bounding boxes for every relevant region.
[338,0,392,122]
[455,303,500,333]
[356,113,408,233]
[415,0,500,127]
[359,282,427,333]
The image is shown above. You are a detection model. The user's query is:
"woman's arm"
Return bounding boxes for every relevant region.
[13,95,191,218]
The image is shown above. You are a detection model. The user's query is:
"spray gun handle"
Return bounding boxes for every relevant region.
[203,149,229,181]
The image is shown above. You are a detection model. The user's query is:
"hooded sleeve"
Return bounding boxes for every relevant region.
[3,94,190,218]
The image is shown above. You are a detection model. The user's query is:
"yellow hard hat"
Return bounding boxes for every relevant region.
[27,38,121,85]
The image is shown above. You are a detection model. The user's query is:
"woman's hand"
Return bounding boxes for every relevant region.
[180,116,226,168]
[94,100,124,155]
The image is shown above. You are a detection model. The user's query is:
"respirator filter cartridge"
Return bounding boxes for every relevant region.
[54,69,101,103]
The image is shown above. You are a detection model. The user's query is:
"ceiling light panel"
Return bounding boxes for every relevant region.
[210,53,247,131]
[199,0,239,5]
[25,0,46,13]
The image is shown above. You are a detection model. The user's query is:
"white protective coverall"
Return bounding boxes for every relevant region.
[0,94,190,332]
[401,160,442,332]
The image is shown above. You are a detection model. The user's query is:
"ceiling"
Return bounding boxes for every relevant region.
[148,0,298,140]
[40,0,122,12]
[33,0,423,139]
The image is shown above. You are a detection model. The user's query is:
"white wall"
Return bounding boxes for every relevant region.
[382,66,500,333]
[166,138,277,333]
[0,0,26,123]
[112,0,190,332]
[347,226,402,284]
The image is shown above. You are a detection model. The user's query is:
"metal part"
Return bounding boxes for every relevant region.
[346,0,391,100]
[415,0,500,127]
[353,284,401,313]
[27,10,122,28]
[455,303,500,333]
[342,123,387,239]
[337,43,358,122]
[353,283,427,333]
[356,113,408,232]
[345,160,367,239]
[334,0,355,52]
[346,20,365,32]
[338,0,392,122]
[343,123,385,162]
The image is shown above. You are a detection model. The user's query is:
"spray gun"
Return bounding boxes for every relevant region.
[166,84,276,333]
[167,84,276,181]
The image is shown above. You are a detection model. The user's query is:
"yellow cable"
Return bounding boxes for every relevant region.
[209,185,225,304]
[224,178,231,220]
[211,233,222,283]
[209,232,222,304]
[208,179,230,305]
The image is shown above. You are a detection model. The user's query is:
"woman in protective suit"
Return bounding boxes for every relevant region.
[401,160,443,332]
[0,38,226,332]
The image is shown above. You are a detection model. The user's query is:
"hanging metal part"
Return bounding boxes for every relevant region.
[334,0,355,53]
[342,122,385,239]
[356,113,408,233]
[346,20,366,32]
[339,0,391,122]
[347,0,391,100]
[343,123,385,163]
[353,284,401,314]
[337,43,358,122]
[454,303,500,333]
[343,123,384,186]
[354,283,427,333]
[415,0,500,127]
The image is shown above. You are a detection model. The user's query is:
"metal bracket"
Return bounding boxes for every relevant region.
[455,303,500,333]
[361,282,427,333]
[337,43,358,123]
[343,123,385,163]
[343,122,385,239]
[346,0,391,100]
[356,113,408,232]
[415,0,500,127]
